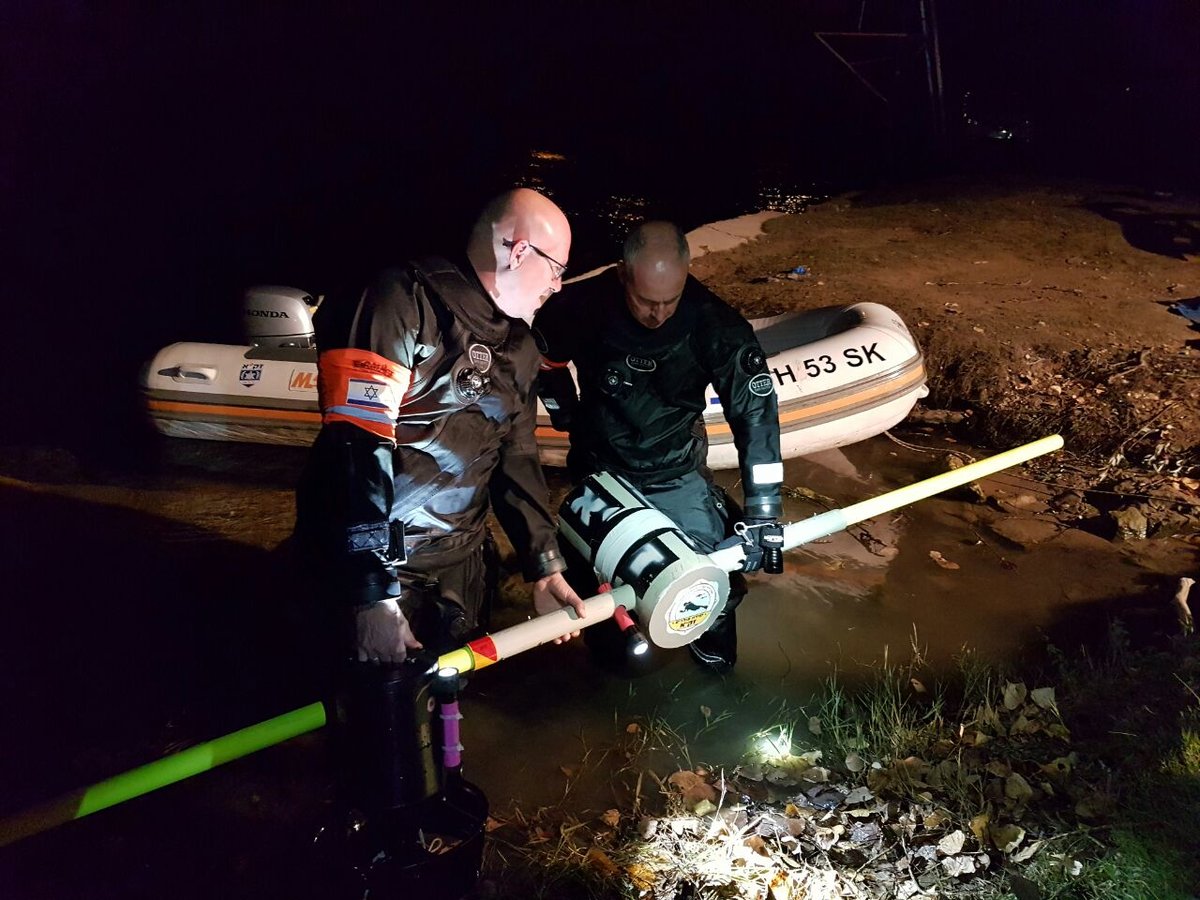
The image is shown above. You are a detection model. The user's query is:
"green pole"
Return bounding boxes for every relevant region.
[0,701,326,847]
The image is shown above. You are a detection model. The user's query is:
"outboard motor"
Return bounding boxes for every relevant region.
[557,472,731,649]
[242,285,320,349]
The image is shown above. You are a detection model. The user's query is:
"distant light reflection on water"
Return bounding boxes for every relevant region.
[507,147,830,267]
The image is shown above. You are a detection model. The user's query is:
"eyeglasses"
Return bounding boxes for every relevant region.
[503,239,567,280]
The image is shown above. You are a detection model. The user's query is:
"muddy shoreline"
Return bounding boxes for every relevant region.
[695,177,1200,545]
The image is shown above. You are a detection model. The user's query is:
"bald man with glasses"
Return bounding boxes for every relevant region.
[299,187,583,662]
[295,188,586,834]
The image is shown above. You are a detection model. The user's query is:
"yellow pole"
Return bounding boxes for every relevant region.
[777,434,1063,550]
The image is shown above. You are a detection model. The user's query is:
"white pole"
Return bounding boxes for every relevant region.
[439,435,1064,669]
[438,586,631,673]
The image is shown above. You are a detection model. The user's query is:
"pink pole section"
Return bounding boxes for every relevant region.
[440,700,463,771]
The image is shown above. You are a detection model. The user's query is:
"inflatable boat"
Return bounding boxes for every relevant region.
[141,287,927,469]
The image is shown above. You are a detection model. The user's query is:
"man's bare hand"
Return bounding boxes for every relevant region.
[355,598,423,663]
[532,572,586,644]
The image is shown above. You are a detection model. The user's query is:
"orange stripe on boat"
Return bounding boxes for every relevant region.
[147,399,321,423]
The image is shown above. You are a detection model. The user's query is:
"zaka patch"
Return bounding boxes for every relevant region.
[239,363,263,386]
[666,581,719,633]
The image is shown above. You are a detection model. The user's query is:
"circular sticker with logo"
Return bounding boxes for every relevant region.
[467,343,493,373]
[666,580,719,634]
[748,373,775,397]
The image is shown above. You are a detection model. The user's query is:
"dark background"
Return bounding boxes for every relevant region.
[0,5,1198,895]
[2,1,1198,461]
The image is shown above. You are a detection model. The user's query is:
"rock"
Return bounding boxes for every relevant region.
[756,813,792,838]
[907,407,969,425]
[1049,490,1099,521]
[850,820,882,845]
[1110,506,1149,540]
[1050,528,1118,552]
[1146,508,1193,536]
[994,492,1050,515]
[988,517,1061,548]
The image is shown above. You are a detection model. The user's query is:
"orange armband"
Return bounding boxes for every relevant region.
[317,349,411,441]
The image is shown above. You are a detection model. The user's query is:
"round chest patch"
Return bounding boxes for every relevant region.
[626,354,657,373]
[468,343,493,373]
[749,373,775,397]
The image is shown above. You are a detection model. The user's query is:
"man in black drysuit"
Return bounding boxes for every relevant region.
[295,188,585,825]
[532,220,784,673]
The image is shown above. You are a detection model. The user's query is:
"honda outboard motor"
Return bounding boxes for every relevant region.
[242,285,319,348]
[557,472,731,648]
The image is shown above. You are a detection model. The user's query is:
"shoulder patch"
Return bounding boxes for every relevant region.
[531,326,550,356]
[748,373,775,397]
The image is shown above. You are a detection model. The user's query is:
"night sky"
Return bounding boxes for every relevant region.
[2,1,1197,460]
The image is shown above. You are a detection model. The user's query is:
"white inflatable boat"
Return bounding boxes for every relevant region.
[142,287,927,469]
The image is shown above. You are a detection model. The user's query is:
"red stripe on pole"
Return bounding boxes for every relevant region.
[467,636,499,661]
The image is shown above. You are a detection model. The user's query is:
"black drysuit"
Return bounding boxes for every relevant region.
[296,256,566,647]
[533,269,783,659]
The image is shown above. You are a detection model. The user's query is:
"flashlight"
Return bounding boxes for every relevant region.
[612,604,650,658]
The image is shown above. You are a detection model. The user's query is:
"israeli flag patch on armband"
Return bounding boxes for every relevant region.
[346,378,393,411]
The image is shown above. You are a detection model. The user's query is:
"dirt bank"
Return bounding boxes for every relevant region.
[692,176,1200,542]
